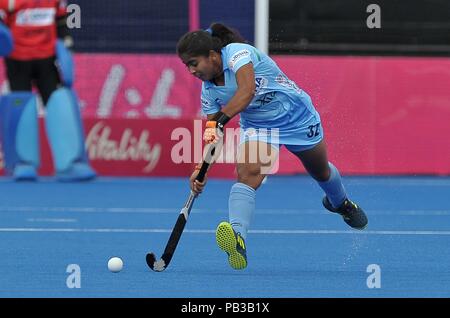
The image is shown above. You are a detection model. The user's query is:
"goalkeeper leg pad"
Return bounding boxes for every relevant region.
[55,39,74,87]
[0,93,39,180]
[45,88,96,181]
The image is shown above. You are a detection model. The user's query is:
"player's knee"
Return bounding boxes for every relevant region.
[310,168,331,182]
[237,165,263,189]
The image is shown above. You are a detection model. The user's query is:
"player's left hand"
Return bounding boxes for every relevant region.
[190,167,208,194]
[203,120,223,144]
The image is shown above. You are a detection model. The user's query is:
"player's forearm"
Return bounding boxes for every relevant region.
[220,88,255,118]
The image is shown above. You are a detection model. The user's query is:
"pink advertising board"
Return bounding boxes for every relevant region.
[1,54,449,176]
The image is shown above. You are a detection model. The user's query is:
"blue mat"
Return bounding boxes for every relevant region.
[1,175,449,297]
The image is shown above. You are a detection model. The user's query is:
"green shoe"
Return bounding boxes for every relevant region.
[216,222,247,270]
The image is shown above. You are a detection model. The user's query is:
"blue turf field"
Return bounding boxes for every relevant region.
[1,175,450,297]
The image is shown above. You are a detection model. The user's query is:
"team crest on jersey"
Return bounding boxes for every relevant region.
[275,74,301,93]
[16,8,56,26]
[255,77,268,94]
[228,49,251,69]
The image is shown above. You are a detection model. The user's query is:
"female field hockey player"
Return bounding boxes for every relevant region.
[177,23,368,270]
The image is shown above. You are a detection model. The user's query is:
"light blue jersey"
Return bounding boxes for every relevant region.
[201,43,323,151]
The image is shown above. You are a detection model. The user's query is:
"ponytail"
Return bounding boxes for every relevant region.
[208,23,246,47]
[177,23,246,57]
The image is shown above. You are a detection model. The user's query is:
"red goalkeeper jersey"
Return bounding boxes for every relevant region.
[0,0,66,60]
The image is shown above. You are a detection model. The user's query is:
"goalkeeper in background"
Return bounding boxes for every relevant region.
[0,0,95,181]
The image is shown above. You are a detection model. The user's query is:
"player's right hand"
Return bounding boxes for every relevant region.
[190,168,208,194]
[203,120,223,144]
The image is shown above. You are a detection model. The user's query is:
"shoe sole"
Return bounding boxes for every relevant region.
[216,222,247,270]
[342,216,368,230]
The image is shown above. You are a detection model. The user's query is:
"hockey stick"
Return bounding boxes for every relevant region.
[146,145,217,272]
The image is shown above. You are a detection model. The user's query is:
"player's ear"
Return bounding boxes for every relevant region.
[209,50,218,61]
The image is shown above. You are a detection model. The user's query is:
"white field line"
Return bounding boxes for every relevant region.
[1,228,450,235]
[1,206,450,215]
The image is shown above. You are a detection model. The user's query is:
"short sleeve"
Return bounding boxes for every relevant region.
[226,44,254,73]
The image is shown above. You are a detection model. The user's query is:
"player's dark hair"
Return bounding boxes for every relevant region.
[176,23,246,57]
